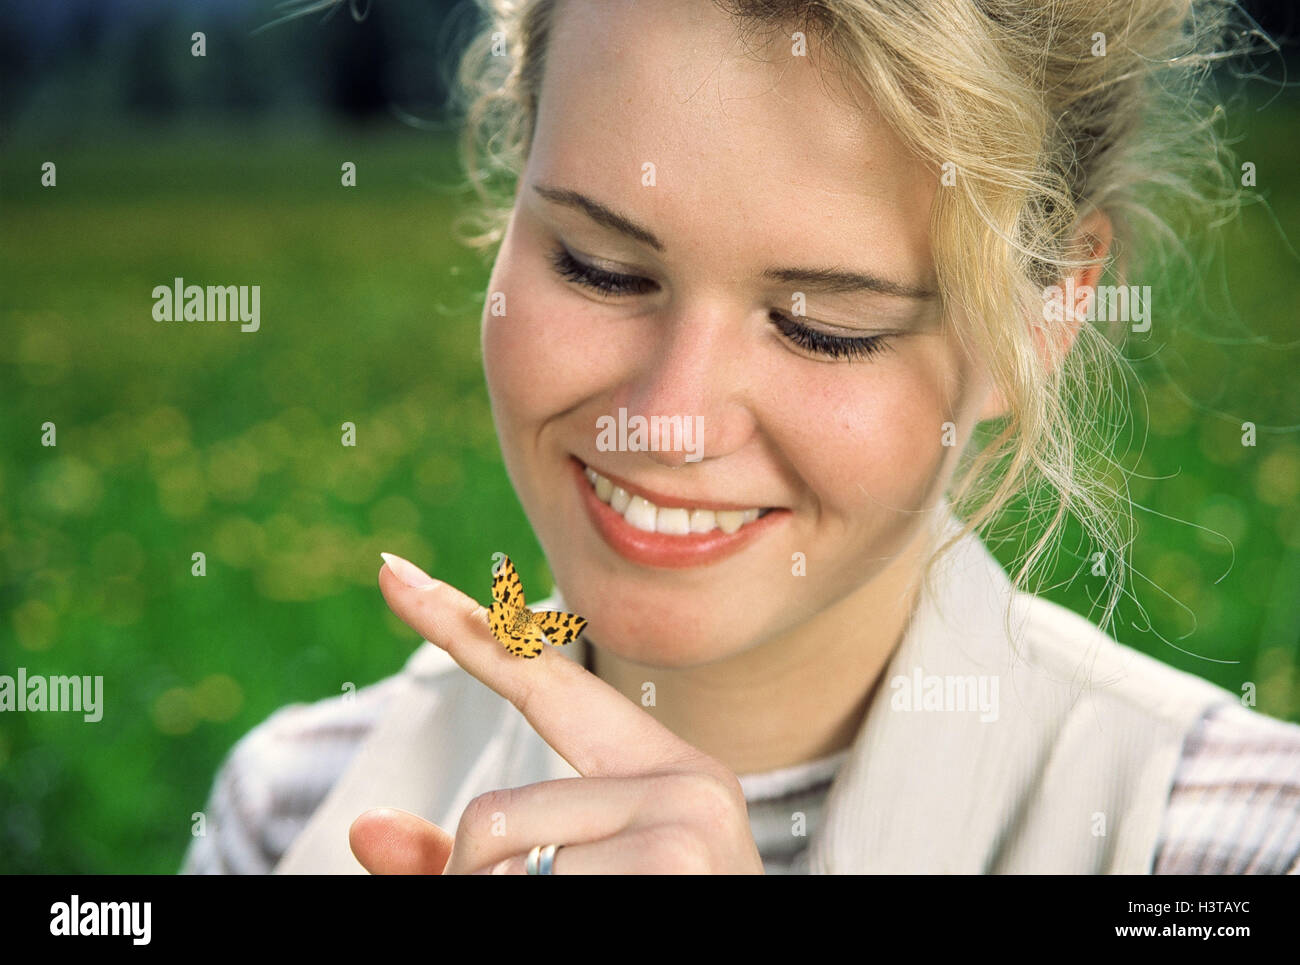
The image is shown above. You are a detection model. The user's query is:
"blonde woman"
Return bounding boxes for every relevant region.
[185,0,1300,874]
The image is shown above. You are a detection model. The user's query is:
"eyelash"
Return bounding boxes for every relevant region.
[545,244,892,362]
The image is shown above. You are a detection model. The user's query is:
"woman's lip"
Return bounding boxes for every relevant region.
[571,457,787,569]
[571,455,777,512]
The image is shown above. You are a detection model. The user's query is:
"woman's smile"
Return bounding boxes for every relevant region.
[571,455,788,569]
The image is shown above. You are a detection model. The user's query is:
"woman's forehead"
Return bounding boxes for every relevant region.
[530,0,935,278]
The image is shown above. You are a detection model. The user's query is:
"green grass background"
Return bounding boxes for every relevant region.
[1,107,1297,872]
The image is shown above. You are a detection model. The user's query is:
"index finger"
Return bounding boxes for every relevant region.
[377,553,709,780]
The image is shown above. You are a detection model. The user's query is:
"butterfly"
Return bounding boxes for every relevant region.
[487,555,587,659]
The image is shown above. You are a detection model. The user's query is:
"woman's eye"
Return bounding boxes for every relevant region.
[547,243,890,362]
[769,312,892,362]
[547,245,657,296]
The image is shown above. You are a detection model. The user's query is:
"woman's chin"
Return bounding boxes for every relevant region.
[579,610,750,669]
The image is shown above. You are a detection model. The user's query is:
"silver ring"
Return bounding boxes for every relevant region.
[526,843,562,875]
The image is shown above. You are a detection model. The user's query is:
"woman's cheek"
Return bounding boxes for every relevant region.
[482,265,581,419]
[482,310,532,407]
[845,363,953,510]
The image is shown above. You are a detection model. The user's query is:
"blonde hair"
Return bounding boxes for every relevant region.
[450,0,1268,633]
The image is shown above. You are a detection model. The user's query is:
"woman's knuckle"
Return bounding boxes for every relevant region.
[663,770,744,829]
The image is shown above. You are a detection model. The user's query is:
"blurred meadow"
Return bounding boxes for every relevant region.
[1,0,1298,873]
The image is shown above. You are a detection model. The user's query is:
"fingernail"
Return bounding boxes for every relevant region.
[380,552,438,589]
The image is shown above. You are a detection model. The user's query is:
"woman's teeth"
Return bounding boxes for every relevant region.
[584,466,766,535]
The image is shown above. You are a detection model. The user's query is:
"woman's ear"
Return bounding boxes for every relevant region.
[975,208,1114,422]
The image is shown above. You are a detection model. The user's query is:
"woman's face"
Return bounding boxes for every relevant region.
[482,0,994,667]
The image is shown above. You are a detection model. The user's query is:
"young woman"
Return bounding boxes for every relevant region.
[184,0,1300,874]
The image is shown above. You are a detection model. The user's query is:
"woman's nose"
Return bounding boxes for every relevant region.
[606,308,756,468]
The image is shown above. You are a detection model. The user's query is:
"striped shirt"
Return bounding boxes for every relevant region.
[180,674,1300,874]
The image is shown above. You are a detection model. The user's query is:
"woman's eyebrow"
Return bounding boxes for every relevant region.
[530,182,937,299]
[761,265,936,299]
[532,182,665,252]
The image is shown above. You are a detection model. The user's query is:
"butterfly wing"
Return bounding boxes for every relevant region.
[532,609,588,648]
[491,555,526,610]
[488,597,520,649]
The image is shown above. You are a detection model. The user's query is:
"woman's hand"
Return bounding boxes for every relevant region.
[348,554,765,875]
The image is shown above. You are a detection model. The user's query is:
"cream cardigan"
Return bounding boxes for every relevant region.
[273,512,1237,874]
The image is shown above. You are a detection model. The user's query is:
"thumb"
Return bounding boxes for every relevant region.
[349,807,455,874]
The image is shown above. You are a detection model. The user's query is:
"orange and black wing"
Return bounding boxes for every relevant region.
[532,609,588,648]
[491,555,526,609]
